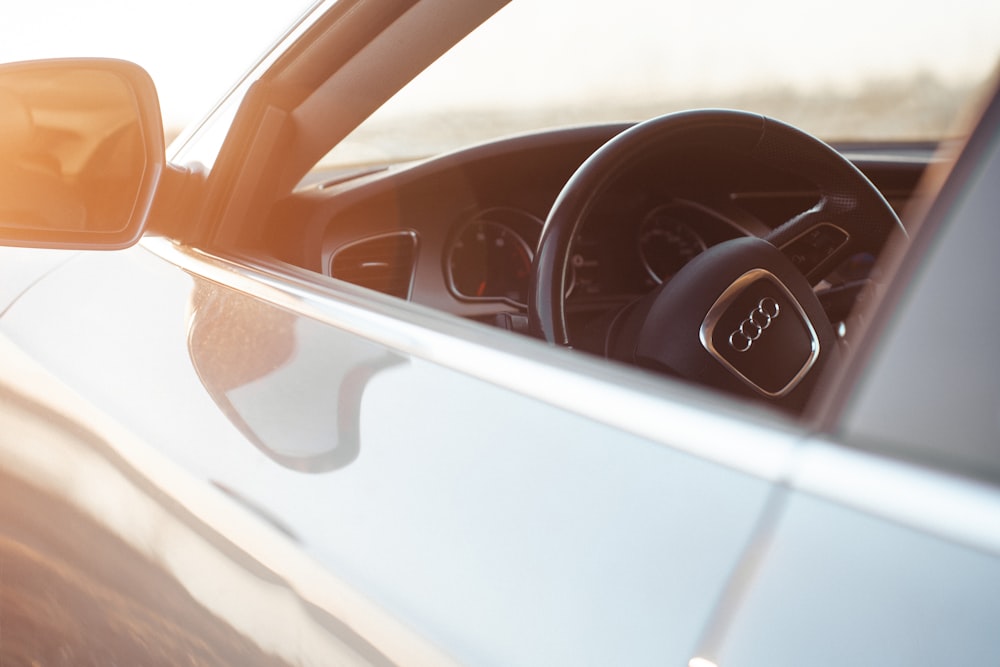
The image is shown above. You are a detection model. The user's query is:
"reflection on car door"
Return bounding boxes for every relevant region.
[695,86,1000,667]
[701,442,1000,666]
[0,236,808,665]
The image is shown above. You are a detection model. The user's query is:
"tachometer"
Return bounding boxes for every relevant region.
[638,204,708,284]
[447,215,536,306]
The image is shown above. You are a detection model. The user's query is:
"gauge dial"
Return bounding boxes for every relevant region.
[638,204,708,284]
[447,218,535,306]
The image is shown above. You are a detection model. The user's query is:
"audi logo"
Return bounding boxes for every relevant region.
[728,297,781,352]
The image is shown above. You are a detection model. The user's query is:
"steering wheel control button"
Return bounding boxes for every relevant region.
[701,269,820,397]
[780,222,849,276]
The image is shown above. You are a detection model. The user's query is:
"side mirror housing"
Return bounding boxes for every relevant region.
[0,58,164,249]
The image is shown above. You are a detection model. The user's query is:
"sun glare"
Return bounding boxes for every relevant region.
[689,657,719,667]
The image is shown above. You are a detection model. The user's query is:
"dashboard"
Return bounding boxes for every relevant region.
[444,198,750,308]
[268,123,933,337]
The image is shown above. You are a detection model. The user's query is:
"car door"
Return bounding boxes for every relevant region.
[688,88,1000,666]
[1,2,991,665]
[0,6,813,661]
[0,221,804,666]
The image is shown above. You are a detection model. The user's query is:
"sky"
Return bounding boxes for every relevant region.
[1,0,997,138]
[0,0,316,132]
[393,0,1000,112]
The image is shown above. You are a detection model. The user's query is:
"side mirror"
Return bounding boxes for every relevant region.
[0,59,164,249]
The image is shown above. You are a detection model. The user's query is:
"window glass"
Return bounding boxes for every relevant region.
[840,116,1000,481]
[317,0,1000,169]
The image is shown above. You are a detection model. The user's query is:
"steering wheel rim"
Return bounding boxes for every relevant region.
[528,109,904,407]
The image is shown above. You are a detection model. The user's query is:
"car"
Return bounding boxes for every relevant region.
[0,0,998,664]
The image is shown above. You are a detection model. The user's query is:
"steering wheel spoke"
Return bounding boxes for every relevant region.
[767,202,856,283]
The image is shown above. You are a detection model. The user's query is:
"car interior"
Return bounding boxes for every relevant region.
[160,0,992,416]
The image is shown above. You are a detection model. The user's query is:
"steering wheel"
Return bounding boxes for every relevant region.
[528,109,904,411]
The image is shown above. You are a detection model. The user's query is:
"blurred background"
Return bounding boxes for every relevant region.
[2,0,997,162]
[0,0,315,140]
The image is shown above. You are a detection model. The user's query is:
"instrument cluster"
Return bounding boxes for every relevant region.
[444,199,748,309]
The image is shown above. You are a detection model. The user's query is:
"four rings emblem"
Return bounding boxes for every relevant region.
[728,297,781,352]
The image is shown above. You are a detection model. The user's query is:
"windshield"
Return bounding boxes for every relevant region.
[318,0,999,169]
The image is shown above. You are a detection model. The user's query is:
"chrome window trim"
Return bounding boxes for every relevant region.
[790,437,1000,555]
[140,236,802,482]
[168,0,336,167]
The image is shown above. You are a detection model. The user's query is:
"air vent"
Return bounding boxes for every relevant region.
[329,231,418,299]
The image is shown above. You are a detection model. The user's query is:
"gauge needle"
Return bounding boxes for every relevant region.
[477,281,487,297]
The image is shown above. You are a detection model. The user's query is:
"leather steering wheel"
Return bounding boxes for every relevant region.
[528,109,904,410]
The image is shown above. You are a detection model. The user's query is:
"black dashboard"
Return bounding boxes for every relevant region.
[267,123,936,335]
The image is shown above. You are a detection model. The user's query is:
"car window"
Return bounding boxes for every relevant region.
[242,0,1000,429]
[316,0,999,170]
[837,94,1000,481]
[154,0,999,438]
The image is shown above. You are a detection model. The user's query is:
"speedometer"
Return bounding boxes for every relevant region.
[638,204,708,284]
[447,215,536,306]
